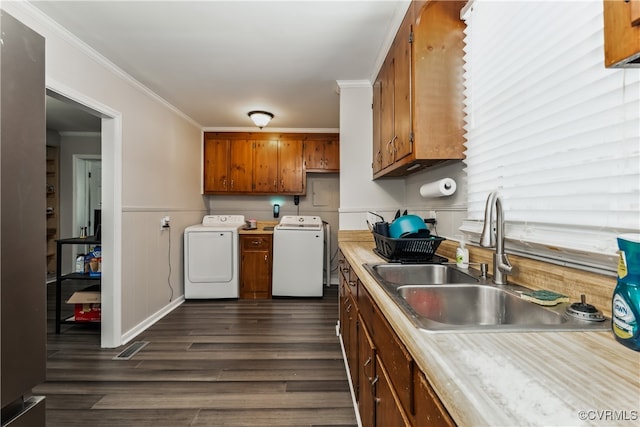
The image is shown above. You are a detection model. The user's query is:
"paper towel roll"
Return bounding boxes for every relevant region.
[419,178,457,198]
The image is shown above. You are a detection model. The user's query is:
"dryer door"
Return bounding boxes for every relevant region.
[186,231,234,283]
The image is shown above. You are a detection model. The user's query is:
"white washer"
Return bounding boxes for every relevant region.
[272,215,324,297]
[183,215,245,299]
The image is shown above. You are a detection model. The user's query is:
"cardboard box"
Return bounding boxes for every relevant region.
[66,291,101,322]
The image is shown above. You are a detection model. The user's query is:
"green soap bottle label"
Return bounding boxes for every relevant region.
[613,293,637,340]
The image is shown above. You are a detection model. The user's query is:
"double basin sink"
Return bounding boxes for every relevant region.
[363,263,611,333]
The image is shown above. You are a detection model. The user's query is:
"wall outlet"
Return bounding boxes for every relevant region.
[161,216,171,229]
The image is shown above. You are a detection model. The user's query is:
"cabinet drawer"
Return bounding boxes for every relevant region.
[241,236,271,250]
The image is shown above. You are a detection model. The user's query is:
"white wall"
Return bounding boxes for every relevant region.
[3,3,207,346]
[337,81,468,240]
[337,81,405,230]
[206,173,341,283]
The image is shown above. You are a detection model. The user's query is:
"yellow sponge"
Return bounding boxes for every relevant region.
[520,290,569,306]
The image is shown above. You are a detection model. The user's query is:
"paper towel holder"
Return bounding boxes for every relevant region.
[419,178,457,198]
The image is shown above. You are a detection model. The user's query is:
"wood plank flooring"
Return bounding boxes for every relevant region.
[37,282,357,427]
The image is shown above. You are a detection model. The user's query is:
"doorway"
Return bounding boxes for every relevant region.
[46,85,123,348]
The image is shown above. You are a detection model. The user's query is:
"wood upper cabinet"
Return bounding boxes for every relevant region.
[203,136,230,192]
[240,234,272,299]
[254,138,279,192]
[278,139,305,193]
[604,0,640,67]
[303,136,340,172]
[373,0,466,179]
[229,139,254,192]
[203,132,325,195]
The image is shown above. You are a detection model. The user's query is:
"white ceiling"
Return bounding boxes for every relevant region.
[34,0,409,132]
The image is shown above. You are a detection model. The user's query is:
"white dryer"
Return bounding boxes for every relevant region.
[184,215,245,299]
[272,215,324,297]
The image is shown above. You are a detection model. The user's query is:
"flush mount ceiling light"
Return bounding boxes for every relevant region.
[248,110,274,129]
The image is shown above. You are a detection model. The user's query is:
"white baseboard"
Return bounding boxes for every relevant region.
[120,296,185,345]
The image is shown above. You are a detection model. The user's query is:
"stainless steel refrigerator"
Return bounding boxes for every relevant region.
[1,10,47,427]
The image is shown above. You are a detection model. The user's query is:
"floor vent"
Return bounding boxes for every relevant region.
[113,341,149,360]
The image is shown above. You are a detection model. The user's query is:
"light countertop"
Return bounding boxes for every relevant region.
[238,220,279,235]
[339,239,640,427]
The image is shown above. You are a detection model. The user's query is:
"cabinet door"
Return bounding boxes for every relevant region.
[240,235,272,299]
[358,314,375,427]
[346,293,359,390]
[392,11,413,163]
[375,355,411,427]
[229,139,253,192]
[303,138,340,172]
[203,138,230,193]
[303,139,324,170]
[322,138,340,171]
[373,302,414,417]
[254,139,279,192]
[278,139,304,194]
[414,371,455,427]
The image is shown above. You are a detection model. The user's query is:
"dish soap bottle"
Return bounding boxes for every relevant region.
[456,235,469,269]
[612,233,640,351]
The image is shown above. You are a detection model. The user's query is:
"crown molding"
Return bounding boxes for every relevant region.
[5,0,202,129]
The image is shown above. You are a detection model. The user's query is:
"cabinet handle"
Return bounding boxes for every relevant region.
[252,240,261,245]
[230,179,234,189]
[223,178,227,189]
[264,254,268,262]
[346,304,352,313]
[348,280,356,287]
[370,376,379,386]
[343,267,350,273]
[363,357,372,367]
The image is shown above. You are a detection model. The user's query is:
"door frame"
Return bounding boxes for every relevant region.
[47,78,123,348]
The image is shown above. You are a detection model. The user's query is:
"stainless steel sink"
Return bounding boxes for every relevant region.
[366,263,478,286]
[363,263,611,333]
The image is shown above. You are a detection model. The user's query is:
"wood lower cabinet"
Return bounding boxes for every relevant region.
[358,312,375,427]
[239,234,272,299]
[375,355,412,427]
[415,371,456,427]
[338,250,456,427]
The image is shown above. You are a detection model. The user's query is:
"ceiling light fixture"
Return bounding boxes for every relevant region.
[248,110,274,129]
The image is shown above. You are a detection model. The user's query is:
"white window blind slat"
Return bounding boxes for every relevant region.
[461,0,640,271]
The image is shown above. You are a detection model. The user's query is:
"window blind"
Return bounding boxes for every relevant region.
[460,0,640,271]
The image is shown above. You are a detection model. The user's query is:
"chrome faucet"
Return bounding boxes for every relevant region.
[480,191,513,285]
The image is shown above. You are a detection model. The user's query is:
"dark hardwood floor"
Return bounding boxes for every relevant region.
[37,282,357,426]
